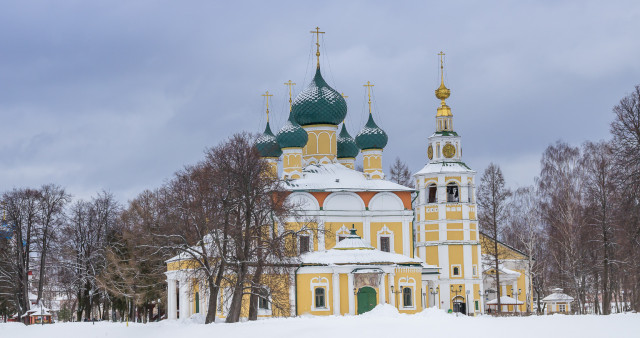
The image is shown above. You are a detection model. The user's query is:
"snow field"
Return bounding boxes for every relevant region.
[1,305,639,338]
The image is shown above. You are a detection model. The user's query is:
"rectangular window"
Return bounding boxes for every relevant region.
[299,235,310,254]
[428,185,437,203]
[315,288,326,308]
[472,265,478,277]
[258,296,269,310]
[451,265,461,277]
[559,304,566,312]
[475,300,479,311]
[403,287,413,307]
[380,237,390,252]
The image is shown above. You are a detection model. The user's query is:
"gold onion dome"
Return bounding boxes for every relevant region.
[276,110,309,148]
[337,123,359,158]
[292,67,347,126]
[255,121,282,158]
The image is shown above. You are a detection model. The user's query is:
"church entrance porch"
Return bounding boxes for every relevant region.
[357,287,377,314]
[453,296,466,315]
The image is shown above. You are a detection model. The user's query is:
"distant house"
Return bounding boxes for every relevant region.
[542,288,574,314]
[21,305,53,325]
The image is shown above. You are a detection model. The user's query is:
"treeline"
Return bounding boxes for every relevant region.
[478,85,640,314]
[0,133,309,324]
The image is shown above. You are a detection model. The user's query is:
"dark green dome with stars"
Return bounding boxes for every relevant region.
[255,121,282,158]
[337,123,359,158]
[292,67,347,126]
[277,110,308,148]
[355,114,388,150]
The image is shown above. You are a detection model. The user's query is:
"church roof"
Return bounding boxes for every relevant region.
[301,229,423,266]
[337,123,359,158]
[414,161,475,176]
[255,121,282,158]
[355,114,388,150]
[283,163,412,192]
[292,67,347,126]
[542,289,574,303]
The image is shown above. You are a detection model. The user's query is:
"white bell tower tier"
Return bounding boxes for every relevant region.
[413,51,484,314]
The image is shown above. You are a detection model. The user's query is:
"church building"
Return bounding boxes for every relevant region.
[165,28,531,320]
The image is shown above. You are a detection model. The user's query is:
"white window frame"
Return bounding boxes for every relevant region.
[451,264,462,277]
[310,277,330,311]
[559,304,566,312]
[398,277,416,310]
[299,232,314,254]
[377,225,395,253]
[472,265,478,277]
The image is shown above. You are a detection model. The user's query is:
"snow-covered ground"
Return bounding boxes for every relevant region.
[2,305,638,338]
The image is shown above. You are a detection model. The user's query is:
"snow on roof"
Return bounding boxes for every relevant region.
[414,161,475,176]
[542,289,574,303]
[301,231,424,266]
[22,305,52,317]
[486,296,523,305]
[284,163,413,192]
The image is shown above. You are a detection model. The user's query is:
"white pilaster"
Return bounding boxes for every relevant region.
[332,272,340,315]
[167,278,177,320]
[379,274,386,305]
[347,273,355,315]
[179,278,190,319]
[389,272,396,307]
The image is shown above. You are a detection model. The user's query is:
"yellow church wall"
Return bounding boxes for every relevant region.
[473,284,480,312]
[469,209,476,220]
[448,245,464,278]
[447,223,464,241]
[425,206,439,220]
[446,205,463,219]
[303,126,337,163]
[296,273,334,316]
[472,244,479,266]
[369,222,402,253]
[445,176,461,184]
[324,222,363,250]
[425,231,438,241]
[425,246,439,266]
[340,274,349,315]
[392,268,423,314]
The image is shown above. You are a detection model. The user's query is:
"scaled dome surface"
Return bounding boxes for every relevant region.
[292,67,347,126]
[255,121,282,158]
[276,110,309,148]
[355,114,388,150]
[337,123,359,158]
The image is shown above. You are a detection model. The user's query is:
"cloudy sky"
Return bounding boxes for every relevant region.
[1,1,639,202]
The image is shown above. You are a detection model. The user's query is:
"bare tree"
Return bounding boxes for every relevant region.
[389,157,412,187]
[477,163,511,314]
[506,186,541,314]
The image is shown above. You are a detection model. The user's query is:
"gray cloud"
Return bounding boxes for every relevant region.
[1,0,639,202]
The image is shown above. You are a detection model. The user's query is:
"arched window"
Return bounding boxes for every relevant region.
[452,266,461,277]
[427,184,437,203]
[315,288,326,308]
[447,182,459,203]
[403,287,413,307]
[467,185,473,203]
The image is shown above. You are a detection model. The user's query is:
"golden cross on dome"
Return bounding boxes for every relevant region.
[341,92,348,99]
[310,27,325,67]
[438,51,445,84]
[284,80,296,111]
[262,90,273,121]
[363,81,374,114]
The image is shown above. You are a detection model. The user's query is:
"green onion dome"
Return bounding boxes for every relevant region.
[276,110,308,148]
[292,67,347,126]
[255,121,282,158]
[355,114,388,150]
[337,123,359,158]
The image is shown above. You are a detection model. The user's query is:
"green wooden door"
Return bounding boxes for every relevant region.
[357,287,377,314]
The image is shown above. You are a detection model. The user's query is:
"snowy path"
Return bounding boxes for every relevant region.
[2,307,639,338]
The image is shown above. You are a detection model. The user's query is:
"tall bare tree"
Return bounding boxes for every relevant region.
[389,157,412,187]
[477,163,511,313]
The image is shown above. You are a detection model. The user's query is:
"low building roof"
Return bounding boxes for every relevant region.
[487,296,523,305]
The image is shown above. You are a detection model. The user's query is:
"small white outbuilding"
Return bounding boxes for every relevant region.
[541,288,574,314]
